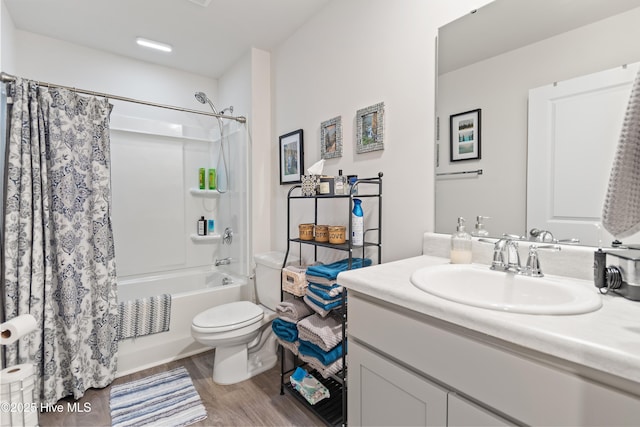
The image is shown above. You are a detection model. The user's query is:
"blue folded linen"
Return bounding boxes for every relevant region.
[306,258,372,280]
[306,287,342,304]
[272,318,298,342]
[299,339,346,366]
[305,294,344,311]
[308,283,343,301]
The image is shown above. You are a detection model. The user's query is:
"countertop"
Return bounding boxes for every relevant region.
[338,255,640,388]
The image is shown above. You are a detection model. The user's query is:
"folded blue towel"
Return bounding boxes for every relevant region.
[299,339,346,366]
[305,294,344,311]
[306,258,372,280]
[307,281,341,291]
[272,318,298,342]
[308,284,342,301]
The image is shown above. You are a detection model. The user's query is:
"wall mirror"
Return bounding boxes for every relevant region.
[435,0,640,247]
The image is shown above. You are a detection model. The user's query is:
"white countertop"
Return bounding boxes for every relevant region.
[338,254,640,387]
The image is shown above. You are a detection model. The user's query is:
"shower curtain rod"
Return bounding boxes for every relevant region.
[0,71,247,123]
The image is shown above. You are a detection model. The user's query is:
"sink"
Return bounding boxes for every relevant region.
[410,264,602,315]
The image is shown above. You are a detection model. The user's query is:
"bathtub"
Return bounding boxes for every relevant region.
[116,268,249,377]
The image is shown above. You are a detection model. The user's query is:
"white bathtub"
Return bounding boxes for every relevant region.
[116,268,249,377]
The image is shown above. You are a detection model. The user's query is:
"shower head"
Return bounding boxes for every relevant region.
[194,91,208,104]
[194,91,219,114]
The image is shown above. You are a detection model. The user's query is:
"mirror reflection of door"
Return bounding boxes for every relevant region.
[527,62,640,246]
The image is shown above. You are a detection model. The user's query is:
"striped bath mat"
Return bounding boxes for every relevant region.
[110,366,207,427]
[117,294,171,340]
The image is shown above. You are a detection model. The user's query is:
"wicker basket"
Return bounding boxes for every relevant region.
[282,265,308,296]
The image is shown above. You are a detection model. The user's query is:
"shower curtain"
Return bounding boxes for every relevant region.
[2,78,118,405]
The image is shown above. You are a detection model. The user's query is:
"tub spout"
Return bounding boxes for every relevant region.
[215,257,232,266]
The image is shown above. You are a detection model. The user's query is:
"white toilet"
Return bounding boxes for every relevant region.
[191,252,297,385]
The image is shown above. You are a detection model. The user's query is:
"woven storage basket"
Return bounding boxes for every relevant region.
[282,265,308,296]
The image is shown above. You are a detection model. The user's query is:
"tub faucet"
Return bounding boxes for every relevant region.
[215,257,232,266]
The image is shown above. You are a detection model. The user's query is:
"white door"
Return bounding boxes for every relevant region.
[527,63,640,247]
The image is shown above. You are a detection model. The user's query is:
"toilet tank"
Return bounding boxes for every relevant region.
[254,251,299,310]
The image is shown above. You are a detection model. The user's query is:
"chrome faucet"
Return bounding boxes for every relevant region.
[215,257,232,266]
[490,238,521,273]
[520,244,561,277]
[529,228,579,244]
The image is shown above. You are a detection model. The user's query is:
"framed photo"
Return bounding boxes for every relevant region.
[356,102,384,153]
[320,116,342,159]
[450,109,481,162]
[279,129,304,185]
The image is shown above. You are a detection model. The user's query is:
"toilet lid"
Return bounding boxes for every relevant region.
[193,301,264,332]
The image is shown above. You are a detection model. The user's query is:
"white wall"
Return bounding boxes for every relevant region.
[0,0,16,72]
[272,0,492,262]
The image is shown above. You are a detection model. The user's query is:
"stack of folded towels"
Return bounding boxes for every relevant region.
[273,257,373,379]
[297,313,345,378]
[272,298,313,355]
[304,257,371,317]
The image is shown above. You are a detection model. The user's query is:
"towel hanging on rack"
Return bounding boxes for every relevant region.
[602,69,640,238]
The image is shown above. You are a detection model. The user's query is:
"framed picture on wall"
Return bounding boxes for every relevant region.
[356,102,385,153]
[279,129,304,184]
[450,109,481,162]
[320,116,342,159]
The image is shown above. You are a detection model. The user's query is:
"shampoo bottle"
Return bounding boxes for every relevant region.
[352,198,364,246]
[197,216,206,236]
[451,217,472,264]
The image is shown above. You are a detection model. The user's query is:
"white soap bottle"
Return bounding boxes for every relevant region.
[451,217,472,264]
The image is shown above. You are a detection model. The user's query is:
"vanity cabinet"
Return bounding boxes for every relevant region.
[349,341,510,426]
[347,293,640,426]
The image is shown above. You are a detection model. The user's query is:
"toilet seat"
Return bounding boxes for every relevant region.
[192,301,264,332]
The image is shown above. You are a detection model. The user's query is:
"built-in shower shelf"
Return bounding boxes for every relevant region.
[189,188,220,197]
[190,234,221,242]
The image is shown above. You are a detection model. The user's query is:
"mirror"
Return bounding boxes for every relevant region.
[435,0,640,246]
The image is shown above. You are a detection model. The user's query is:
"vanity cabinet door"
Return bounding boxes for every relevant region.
[448,393,512,427]
[348,340,448,426]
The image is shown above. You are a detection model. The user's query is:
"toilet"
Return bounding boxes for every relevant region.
[191,251,297,385]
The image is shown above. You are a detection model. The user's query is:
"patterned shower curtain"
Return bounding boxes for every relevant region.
[3,79,118,405]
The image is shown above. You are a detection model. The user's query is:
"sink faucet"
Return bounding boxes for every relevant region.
[215,257,232,266]
[490,238,521,273]
[520,244,561,277]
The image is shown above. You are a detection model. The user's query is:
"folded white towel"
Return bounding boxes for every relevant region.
[603,69,640,238]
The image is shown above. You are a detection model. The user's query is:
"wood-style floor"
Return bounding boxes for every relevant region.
[38,350,324,427]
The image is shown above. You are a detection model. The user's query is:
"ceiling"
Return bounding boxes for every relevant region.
[3,0,331,78]
[438,0,640,75]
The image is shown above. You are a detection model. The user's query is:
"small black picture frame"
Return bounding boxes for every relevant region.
[450,109,481,162]
[279,129,304,184]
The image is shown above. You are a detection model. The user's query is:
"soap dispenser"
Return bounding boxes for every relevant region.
[471,216,491,237]
[451,217,472,264]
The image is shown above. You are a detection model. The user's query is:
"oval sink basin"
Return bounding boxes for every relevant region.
[410,264,602,315]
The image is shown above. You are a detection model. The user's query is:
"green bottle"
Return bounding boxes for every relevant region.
[208,168,217,190]
[198,168,205,190]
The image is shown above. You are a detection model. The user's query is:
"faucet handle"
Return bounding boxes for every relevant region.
[521,244,561,277]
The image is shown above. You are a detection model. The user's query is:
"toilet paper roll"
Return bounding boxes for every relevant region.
[1,364,38,427]
[0,314,37,345]
[0,364,35,385]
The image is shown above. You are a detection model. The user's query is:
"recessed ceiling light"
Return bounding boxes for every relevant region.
[136,37,172,53]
